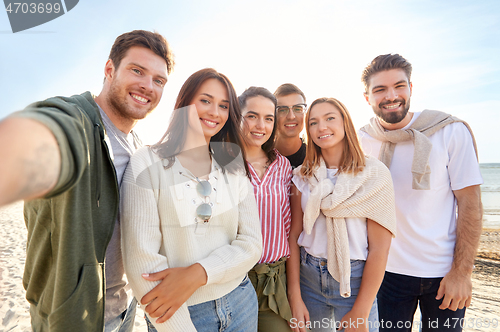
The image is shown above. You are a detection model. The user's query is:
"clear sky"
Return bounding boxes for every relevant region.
[1,0,499,162]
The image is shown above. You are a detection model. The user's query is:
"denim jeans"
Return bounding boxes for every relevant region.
[104,298,137,332]
[146,275,258,332]
[299,247,378,332]
[377,271,466,332]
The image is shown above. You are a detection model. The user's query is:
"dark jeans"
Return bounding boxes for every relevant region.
[377,272,466,332]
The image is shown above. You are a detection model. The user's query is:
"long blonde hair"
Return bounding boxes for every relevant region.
[301,97,365,177]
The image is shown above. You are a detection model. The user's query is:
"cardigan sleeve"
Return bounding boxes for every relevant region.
[120,147,197,332]
[197,172,262,285]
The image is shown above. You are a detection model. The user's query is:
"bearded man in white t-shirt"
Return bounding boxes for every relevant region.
[358,53,483,332]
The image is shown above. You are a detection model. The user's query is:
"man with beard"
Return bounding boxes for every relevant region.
[358,54,483,331]
[0,30,174,332]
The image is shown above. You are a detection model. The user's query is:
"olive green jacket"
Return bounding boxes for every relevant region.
[17,92,118,331]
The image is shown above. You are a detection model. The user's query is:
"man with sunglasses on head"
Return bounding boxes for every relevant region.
[274,83,307,168]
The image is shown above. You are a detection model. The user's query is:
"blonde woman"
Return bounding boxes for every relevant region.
[287,98,396,332]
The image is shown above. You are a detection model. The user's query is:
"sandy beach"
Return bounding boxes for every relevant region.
[0,202,147,332]
[1,201,499,332]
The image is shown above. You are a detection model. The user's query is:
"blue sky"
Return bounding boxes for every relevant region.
[1,0,499,162]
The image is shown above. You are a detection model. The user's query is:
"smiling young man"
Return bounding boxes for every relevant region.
[358,54,483,331]
[274,83,307,168]
[0,30,174,332]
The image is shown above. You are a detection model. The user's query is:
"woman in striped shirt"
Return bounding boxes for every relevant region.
[238,86,294,332]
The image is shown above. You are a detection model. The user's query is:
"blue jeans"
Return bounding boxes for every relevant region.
[300,247,378,332]
[104,298,137,332]
[377,272,466,332]
[146,275,258,332]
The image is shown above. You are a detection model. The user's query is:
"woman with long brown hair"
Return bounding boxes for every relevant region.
[121,68,262,332]
[238,86,294,331]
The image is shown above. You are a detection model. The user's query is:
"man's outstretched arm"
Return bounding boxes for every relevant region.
[436,185,483,310]
[0,117,60,206]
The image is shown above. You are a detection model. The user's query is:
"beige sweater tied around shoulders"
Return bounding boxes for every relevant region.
[360,110,478,190]
[297,156,396,298]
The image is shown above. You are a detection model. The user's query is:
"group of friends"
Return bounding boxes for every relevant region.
[0,30,483,332]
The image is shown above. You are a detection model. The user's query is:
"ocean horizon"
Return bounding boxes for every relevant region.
[480,163,500,229]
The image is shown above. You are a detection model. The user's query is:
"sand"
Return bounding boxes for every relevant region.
[0,202,147,332]
[1,201,499,332]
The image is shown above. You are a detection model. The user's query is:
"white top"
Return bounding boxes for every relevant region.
[292,168,368,260]
[359,112,483,277]
[120,146,262,332]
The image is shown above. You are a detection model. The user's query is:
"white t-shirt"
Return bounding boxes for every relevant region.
[292,168,368,260]
[359,112,483,277]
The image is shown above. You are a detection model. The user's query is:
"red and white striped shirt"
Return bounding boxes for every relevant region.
[248,151,292,264]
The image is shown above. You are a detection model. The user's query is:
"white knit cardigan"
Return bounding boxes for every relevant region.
[297,156,396,297]
[120,146,262,332]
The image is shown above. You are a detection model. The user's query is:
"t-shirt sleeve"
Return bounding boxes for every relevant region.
[11,97,90,198]
[292,170,308,194]
[446,122,483,190]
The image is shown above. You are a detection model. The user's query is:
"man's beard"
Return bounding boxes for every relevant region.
[106,80,153,122]
[374,98,410,124]
[107,82,129,118]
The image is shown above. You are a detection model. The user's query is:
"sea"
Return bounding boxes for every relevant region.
[481,163,500,229]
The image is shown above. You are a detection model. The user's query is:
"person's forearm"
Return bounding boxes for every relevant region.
[351,220,392,316]
[287,185,304,301]
[188,263,208,287]
[452,185,483,274]
[435,186,482,310]
[0,117,60,206]
[351,248,388,316]
[286,237,302,300]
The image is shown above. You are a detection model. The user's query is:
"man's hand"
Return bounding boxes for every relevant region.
[436,269,472,311]
[141,263,207,324]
